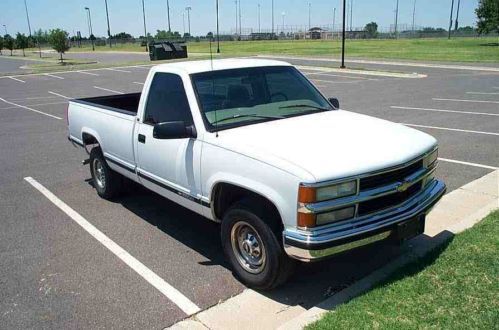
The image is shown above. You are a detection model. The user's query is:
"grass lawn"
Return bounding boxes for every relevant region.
[308,210,499,329]
[72,37,499,63]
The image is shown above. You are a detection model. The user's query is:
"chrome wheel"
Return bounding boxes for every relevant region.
[231,221,266,274]
[93,158,106,189]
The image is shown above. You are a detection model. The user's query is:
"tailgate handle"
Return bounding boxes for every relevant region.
[138,134,146,143]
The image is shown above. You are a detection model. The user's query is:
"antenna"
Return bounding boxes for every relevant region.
[209,38,219,137]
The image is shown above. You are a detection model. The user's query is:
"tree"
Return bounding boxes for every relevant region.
[364,22,378,38]
[476,0,499,34]
[16,33,29,56]
[113,32,133,39]
[0,36,4,55]
[4,34,14,56]
[48,29,70,63]
[206,32,214,39]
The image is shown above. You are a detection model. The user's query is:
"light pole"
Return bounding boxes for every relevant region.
[238,1,241,35]
[183,11,186,36]
[271,0,274,36]
[341,0,346,68]
[104,0,112,47]
[24,0,32,36]
[167,0,171,32]
[84,7,95,51]
[333,7,336,35]
[186,7,192,37]
[448,0,455,39]
[412,0,416,35]
[394,0,399,38]
[2,24,7,35]
[216,0,220,53]
[349,0,353,31]
[454,0,461,31]
[258,4,261,33]
[308,3,311,32]
[141,0,148,51]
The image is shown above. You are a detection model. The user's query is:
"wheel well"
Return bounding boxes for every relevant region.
[82,132,99,146]
[212,183,283,232]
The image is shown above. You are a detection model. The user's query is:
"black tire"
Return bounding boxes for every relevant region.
[89,147,123,199]
[221,199,295,290]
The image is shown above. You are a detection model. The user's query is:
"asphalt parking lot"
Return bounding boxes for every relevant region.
[0,56,497,328]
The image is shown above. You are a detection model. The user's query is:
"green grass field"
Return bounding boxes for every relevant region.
[72,37,499,63]
[307,210,499,329]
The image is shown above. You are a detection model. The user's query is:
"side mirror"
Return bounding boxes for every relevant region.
[329,97,340,110]
[153,121,197,139]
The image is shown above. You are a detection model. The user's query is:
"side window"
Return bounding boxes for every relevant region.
[144,73,193,125]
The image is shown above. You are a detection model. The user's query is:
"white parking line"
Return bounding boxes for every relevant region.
[433,98,499,104]
[45,73,65,80]
[133,82,144,85]
[0,101,68,110]
[93,86,124,94]
[401,123,499,136]
[7,76,26,83]
[0,97,62,120]
[390,106,499,117]
[466,92,499,95]
[438,158,498,170]
[78,71,100,76]
[24,177,201,316]
[48,91,71,99]
[105,68,132,73]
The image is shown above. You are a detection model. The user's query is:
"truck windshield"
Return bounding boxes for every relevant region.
[191,66,334,131]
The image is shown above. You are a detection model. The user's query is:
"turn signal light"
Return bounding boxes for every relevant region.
[298,185,316,203]
[297,212,316,228]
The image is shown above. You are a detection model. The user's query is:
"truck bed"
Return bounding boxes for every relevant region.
[72,93,141,116]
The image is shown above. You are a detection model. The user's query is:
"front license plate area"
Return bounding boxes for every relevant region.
[395,216,425,242]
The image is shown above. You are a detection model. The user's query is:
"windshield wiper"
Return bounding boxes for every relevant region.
[212,113,284,125]
[278,104,331,111]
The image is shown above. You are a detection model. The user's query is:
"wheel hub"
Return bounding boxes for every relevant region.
[231,221,266,274]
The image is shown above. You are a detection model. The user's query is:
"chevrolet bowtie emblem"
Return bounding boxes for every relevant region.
[397,181,411,193]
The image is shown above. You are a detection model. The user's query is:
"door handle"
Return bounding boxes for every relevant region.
[138,134,146,143]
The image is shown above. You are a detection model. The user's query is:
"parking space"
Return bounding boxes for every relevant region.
[0,57,498,328]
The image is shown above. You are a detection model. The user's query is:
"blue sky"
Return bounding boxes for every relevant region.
[1,0,479,37]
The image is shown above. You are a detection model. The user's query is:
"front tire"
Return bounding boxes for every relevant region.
[89,147,123,199]
[221,200,295,290]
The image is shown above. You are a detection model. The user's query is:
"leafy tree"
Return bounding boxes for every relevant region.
[0,36,3,55]
[155,30,181,40]
[206,31,214,39]
[4,34,14,56]
[15,33,29,56]
[476,0,499,34]
[113,32,133,39]
[48,29,70,63]
[364,22,378,38]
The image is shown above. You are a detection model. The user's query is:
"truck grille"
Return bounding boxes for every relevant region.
[358,182,422,216]
[359,160,423,191]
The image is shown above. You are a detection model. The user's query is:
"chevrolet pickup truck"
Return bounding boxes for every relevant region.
[67,59,446,289]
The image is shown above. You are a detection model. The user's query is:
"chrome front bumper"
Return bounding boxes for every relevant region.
[283,179,446,261]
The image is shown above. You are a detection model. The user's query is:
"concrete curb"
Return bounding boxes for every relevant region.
[168,170,498,330]
[295,65,427,78]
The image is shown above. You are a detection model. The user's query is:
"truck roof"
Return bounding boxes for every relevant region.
[153,58,292,75]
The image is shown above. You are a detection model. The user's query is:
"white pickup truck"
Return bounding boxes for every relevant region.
[67,59,446,289]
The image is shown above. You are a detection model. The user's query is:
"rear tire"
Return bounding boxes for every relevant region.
[221,200,295,290]
[89,147,123,199]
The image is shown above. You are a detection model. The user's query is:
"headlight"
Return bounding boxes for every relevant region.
[299,180,357,203]
[425,148,438,168]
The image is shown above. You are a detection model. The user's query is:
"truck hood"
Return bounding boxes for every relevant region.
[207,110,437,182]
